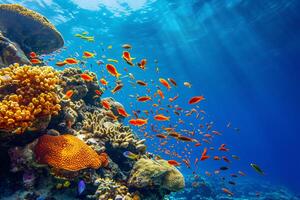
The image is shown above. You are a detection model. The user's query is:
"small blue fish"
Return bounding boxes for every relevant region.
[78,180,86,195]
[123,151,138,160]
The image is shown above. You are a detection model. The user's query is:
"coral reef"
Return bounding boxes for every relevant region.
[34,134,108,171]
[128,158,185,192]
[88,177,135,200]
[58,68,103,105]
[0,4,63,67]
[0,63,60,136]
[0,4,63,54]
[81,109,146,152]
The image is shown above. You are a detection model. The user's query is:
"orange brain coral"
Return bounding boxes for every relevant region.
[34,134,108,171]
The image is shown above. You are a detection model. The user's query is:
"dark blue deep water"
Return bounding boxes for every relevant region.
[1,0,300,198]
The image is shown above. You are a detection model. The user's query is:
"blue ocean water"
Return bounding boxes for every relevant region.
[1,0,300,198]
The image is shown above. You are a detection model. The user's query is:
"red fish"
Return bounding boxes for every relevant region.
[29,52,37,59]
[188,96,205,104]
[30,58,42,64]
[168,160,181,166]
[81,73,94,81]
[95,90,102,95]
[200,148,210,161]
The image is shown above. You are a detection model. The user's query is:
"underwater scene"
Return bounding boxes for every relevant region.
[0,0,299,200]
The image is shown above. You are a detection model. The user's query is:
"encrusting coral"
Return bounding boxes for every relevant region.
[0,63,61,132]
[34,134,109,171]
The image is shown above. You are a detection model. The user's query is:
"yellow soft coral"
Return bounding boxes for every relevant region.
[0,63,61,132]
[34,134,109,171]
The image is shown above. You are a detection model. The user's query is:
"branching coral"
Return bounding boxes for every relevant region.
[0,63,61,132]
[82,109,146,152]
[34,134,109,171]
[88,177,135,200]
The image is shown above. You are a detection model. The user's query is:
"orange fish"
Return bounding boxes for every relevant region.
[101,100,111,110]
[182,159,191,168]
[136,80,147,86]
[137,59,147,70]
[65,58,79,64]
[164,127,174,132]
[95,90,102,95]
[56,61,67,67]
[169,94,179,102]
[200,148,210,161]
[222,188,234,196]
[100,78,108,85]
[29,52,37,59]
[168,160,181,166]
[83,51,95,58]
[188,96,205,104]
[159,78,171,90]
[168,78,177,86]
[111,83,123,94]
[117,107,130,117]
[156,134,167,139]
[154,114,170,121]
[65,90,74,99]
[106,64,121,78]
[129,118,148,126]
[222,156,230,163]
[178,135,197,142]
[157,90,164,99]
[81,73,94,81]
[219,144,229,151]
[30,58,42,64]
[137,96,151,102]
[168,132,180,138]
[213,156,221,160]
[195,142,201,147]
[106,111,118,121]
[122,51,135,66]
